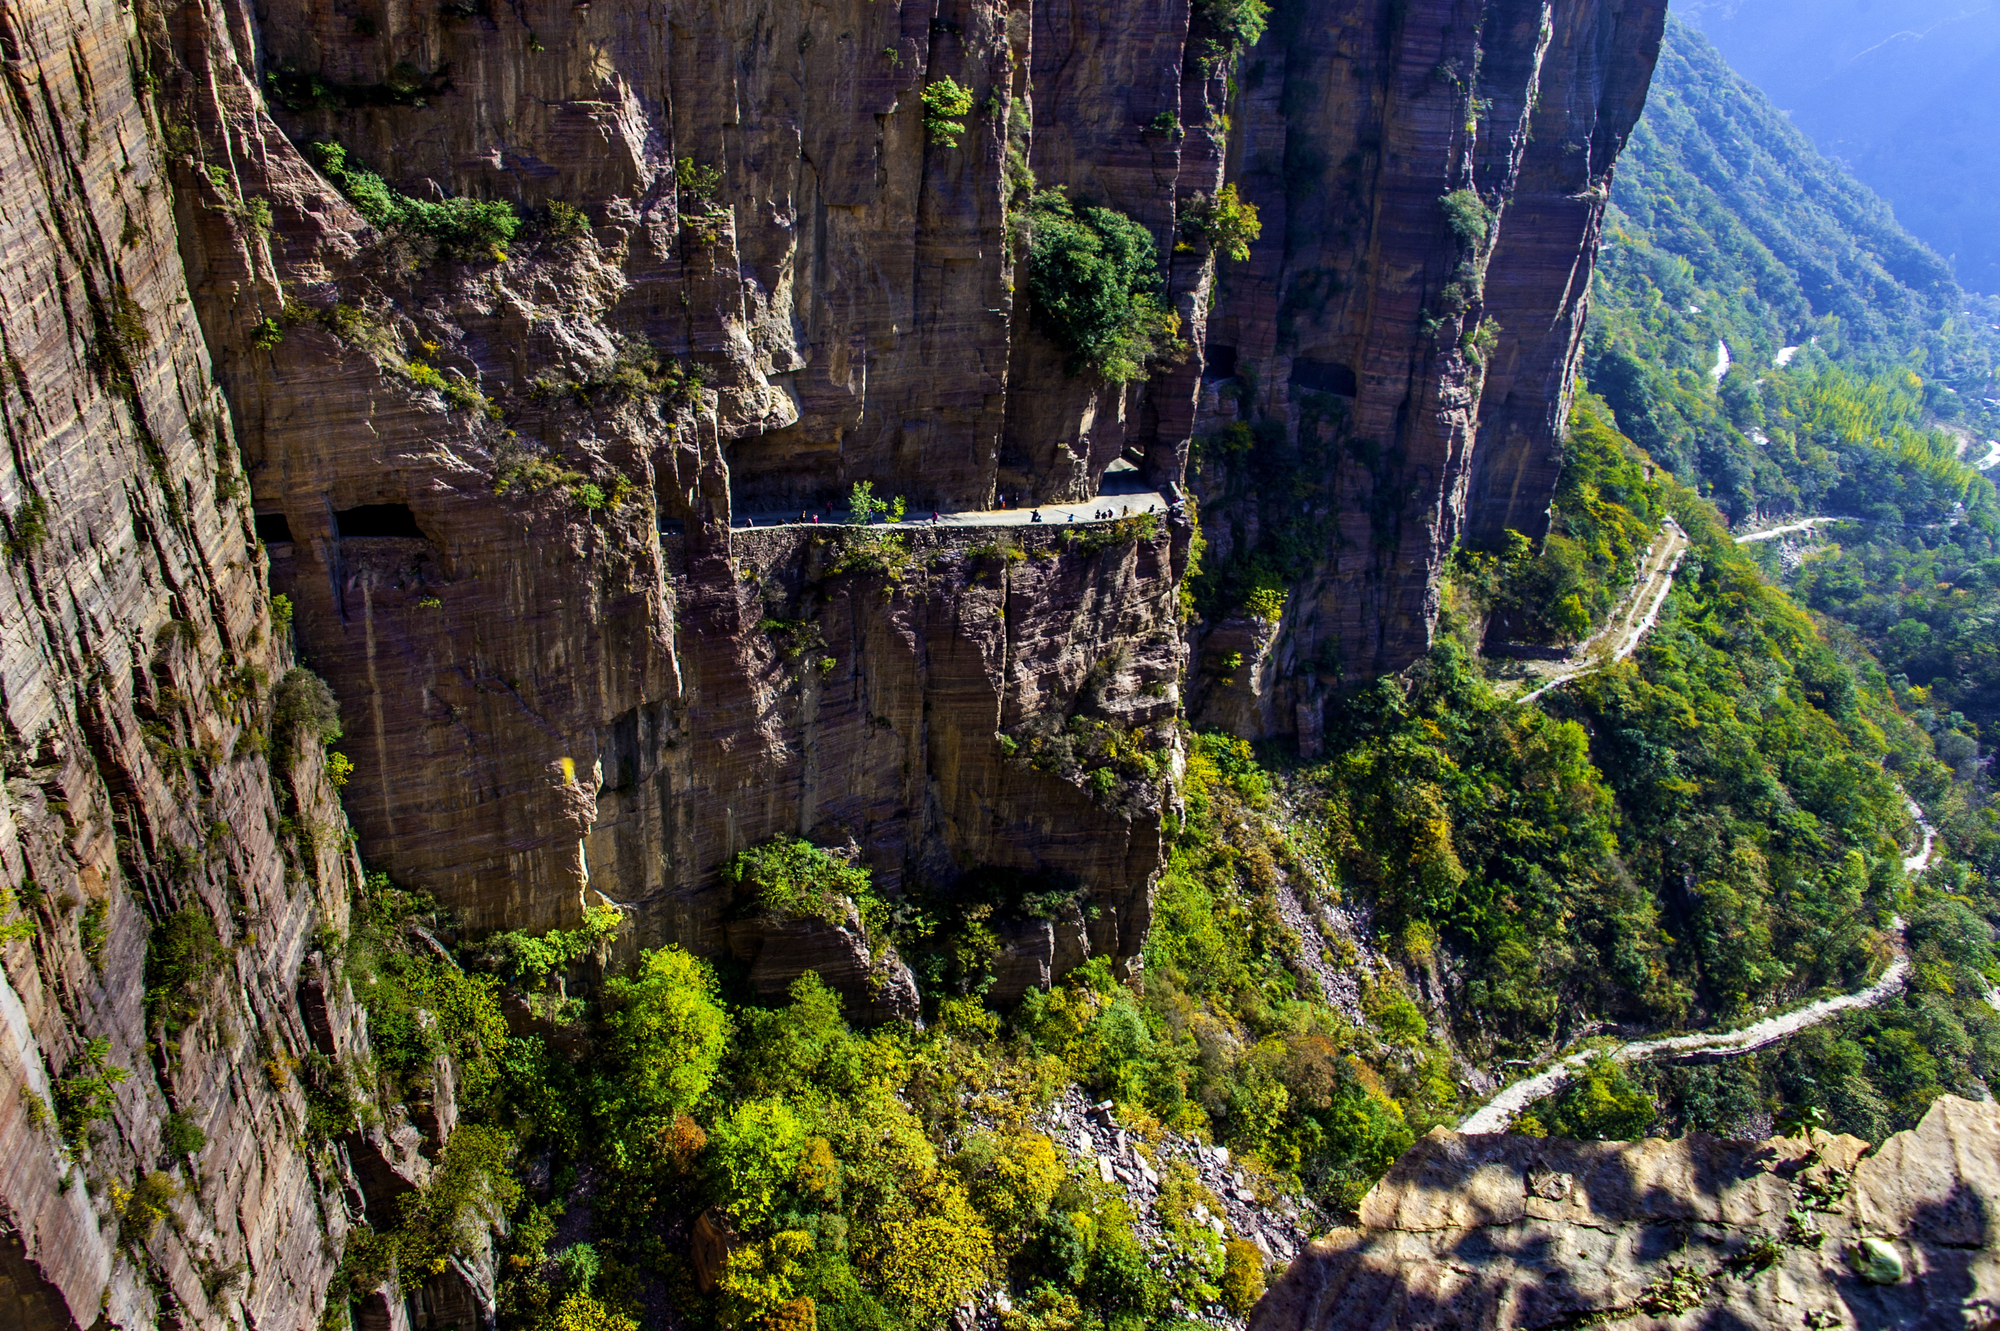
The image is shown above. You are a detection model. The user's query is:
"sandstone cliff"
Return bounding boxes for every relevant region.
[1251,1095,2000,1330]
[0,0,372,1323]
[145,0,1214,947]
[0,0,1674,1320]
[1192,0,1666,738]
[135,0,1666,941]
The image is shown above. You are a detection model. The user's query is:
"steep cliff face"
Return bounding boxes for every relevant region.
[142,0,1225,944]
[1463,0,1668,552]
[0,0,1673,1319]
[1192,0,1665,736]
[135,0,1664,941]
[0,0,365,1324]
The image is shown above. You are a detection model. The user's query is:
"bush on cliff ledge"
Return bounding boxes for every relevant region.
[1193,0,1271,53]
[1024,189,1186,383]
[307,140,520,260]
[725,837,892,945]
[921,76,976,148]
[272,666,342,757]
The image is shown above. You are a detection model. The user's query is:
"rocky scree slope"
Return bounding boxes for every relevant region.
[0,0,1669,1325]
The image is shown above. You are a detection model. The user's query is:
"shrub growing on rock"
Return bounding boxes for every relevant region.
[1024,189,1186,382]
[307,141,519,260]
[1178,183,1262,262]
[725,837,885,935]
[1193,0,1271,52]
[272,666,341,755]
[921,75,976,147]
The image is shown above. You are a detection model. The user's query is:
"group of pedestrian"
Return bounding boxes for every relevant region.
[732,495,1161,529]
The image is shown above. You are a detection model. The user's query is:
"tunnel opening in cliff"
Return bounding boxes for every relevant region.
[1289,359,1358,399]
[725,446,846,516]
[255,511,295,544]
[335,504,426,540]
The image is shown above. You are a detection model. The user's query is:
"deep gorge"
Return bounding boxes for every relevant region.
[0,0,1778,1326]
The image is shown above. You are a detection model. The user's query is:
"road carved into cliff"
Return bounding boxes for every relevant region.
[1462,525,1936,1133]
[727,490,1171,532]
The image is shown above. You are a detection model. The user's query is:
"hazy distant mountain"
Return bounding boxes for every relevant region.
[1677,0,2000,293]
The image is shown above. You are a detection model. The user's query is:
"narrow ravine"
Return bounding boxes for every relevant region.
[1460,525,1937,1133]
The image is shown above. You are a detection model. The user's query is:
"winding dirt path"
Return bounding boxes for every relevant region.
[1511,520,1689,705]
[1735,516,1849,545]
[1463,528,1936,1132]
[1460,815,1926,1133]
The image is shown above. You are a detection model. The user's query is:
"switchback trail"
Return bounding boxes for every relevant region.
[1735,516,1848,544]
[1503,520,1689,705]
[1459,813,1929,1133]
[1461,524,1936,1133]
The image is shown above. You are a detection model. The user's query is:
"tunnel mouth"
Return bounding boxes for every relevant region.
[1290,358,1358,398]
[254,511,295,544]
[335,504,426,539]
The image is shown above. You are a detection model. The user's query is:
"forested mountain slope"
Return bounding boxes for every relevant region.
[1518,17,2000,1147]
[1583,19,2000,785]
[1585,21,2000,516]
[2,0,1996,1328]
[1678,0,2000,295]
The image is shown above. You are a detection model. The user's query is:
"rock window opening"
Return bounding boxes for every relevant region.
[254,512,294,544]
[334,504,425,539]
[1100,457,1153,496]
[1203,343,1238,381]
[1290,359,1358,398]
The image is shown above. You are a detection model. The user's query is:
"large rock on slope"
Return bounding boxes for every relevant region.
[1251,1095,2000,1330]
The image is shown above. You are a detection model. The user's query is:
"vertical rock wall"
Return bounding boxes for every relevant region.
[1191,0,1664,738]
[0,0,363,1324]
[130,0,1665,954]
[1462,0,1668,550]
[139,0,1224,944]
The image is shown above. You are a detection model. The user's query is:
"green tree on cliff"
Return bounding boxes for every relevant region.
[1025,189,1186,383]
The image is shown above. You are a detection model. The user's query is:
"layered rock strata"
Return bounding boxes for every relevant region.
[132,0,1667,938]
[1252,1095,2000,1331]
[0,0,374,1323]
[1463,0,1674,552]
[1193,0,1667,735]
[141,0,1214,941]
[0,0,1675,1317]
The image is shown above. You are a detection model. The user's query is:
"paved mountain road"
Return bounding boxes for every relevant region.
[1460,522,1937,1133]
[1459,804,1930,1134]
[1507,520,1689,705]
